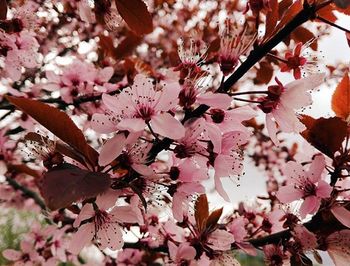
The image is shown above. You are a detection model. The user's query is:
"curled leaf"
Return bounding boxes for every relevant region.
[6,96,99,168]
[41,163,111,210]
[331,73,350,121]
[115,0,153,35]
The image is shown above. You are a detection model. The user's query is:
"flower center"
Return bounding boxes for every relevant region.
[135,104,155,121]
[94,210,110,230]
[303,182,316,197]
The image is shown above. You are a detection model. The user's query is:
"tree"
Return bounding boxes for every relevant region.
[0,0,350,265]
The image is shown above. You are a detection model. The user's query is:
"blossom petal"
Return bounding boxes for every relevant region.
[2,249,22,261]
[331,206,350,228]
[214,174,230,202]
[276,185,304,203]
[300,196,320,218]
[150,113,185,139]
[197,92,232,109]
[98,133,127,166]
[68,223,94,255]
[307,154,325,183]
[96,222,123,251]
[118,118,145,132]
[266,114,279,146]
[91,113,117,134]
[316,180,332,199]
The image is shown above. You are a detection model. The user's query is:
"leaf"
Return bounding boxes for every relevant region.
[115,0,153,35]
[99,34,116,59]
[7,164,41,179]
[254,61,274,84]
[334,0,350,9]
[300,116,348,158]
[291,26,317,50]
[6,96,99,168]
[264,0,278,40]
[40,163,111,210]
[195,194,209,233]
[347,32,350,47]
[0,0,7,20]
[206,208,223,230]
[331,73,350,121]
[114,31,142,60]
[266,0,302,41]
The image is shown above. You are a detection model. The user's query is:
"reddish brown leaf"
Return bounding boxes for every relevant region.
[114,31,142,60]
[347,32,350,48]
[0,0,7,20]
[206,208,223,230]
[332,73,350,121]
[195,194,209,233]
[334,0,350,9]
[41,163,111,210]
[6,96,99,168]
[99,34,116,58]
[291,26,317,50]
[270,0,302,39]
[7,164,41,179]
[254,61,274,84]
[300,116,348,158]
[115,0,153,35]
[264,0,279,41]
[278,0,293,18]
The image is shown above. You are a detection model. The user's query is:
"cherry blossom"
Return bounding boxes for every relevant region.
[276,154,332,217]
[91,74,185,139]
[258,73,325,145]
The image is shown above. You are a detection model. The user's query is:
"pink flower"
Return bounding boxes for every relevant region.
[0,31,40,81]
[116,249,144,266]
[325,230,350,266]
[91,74,185,139]
[263,244,289,266]
[206,229,235,251]
[68,192,143,254]
[276,154,332,218]
[292,225,317,251]
[258,73,325,145]
[280,42,307,80]
[168,242,196,265]
[3,240,40,266]
[214,131,250,201]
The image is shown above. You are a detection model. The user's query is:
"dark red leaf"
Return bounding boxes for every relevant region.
[334,0,350,9]
[195,194,209,233]
[254,61,274,84]
[206,208,223,230]
[114,31,142,60]
[264,0,278,41]
[331,73,350,121]
[300,116,348,158]
[41,163,111,210]
[0,0,7,20]
[6,96,99,168]
[291,26,317,50]
[115,0,153,35]
[7,164,41,180]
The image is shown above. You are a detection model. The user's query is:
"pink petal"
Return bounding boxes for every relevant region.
[155,82,180,111]
[111,206,143,224]
[98,67,114,82]
[2,249,22,261]
[197,93,232,109]
[307,154,325,183]
[214,174,230,202]
[172,192,186,222]
[331,206,350,228]
[73,204,95,228]
[131,163,154,177]
[98,133,126,166]
[68,223,94,255]
[118,118,145,132]
[207,230,234,251]
[150,113,185,139]
[276,185,304,203]
[177,244,196,261]
[96,222,123,250]
[300,196,320,218]
[265,114,280,146]
[91,113,117,134]
[316,180,332,199]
